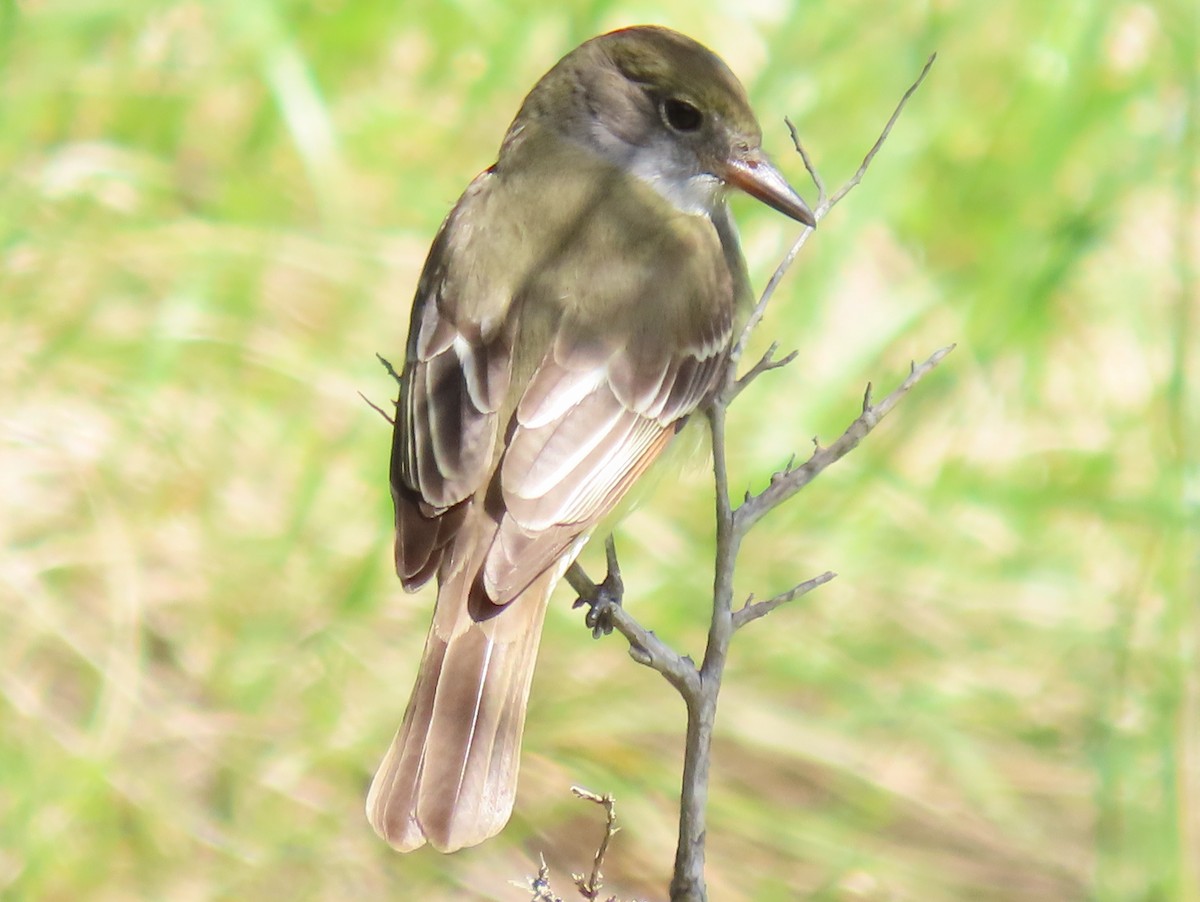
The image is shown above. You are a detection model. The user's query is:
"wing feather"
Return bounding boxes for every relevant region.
[391,170,515,588]
[481,317,730,604]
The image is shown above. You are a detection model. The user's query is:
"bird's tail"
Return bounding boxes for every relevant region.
[365,561,558,853]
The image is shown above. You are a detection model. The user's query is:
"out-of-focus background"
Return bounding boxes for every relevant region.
[1,1,1195,900]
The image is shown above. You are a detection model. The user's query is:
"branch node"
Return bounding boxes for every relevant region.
[729,342,800,400]
[628,644,653,667]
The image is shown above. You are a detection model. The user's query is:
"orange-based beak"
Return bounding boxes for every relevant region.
[721,149,815,227]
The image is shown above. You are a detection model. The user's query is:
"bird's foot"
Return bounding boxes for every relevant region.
[568,536,625,639]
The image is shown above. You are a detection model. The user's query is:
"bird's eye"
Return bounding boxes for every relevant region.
[661,98,703,133]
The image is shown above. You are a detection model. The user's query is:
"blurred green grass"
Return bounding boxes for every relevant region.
[1,1,1196,900]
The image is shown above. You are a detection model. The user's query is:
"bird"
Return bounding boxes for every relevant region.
[367,24,814,853]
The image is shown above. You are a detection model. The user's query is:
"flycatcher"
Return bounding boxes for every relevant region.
[368,25,814,853]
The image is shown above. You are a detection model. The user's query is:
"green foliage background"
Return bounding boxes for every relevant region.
[1,1,1195,899]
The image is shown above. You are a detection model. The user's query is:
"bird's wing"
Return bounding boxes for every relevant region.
[481,309,732,604]
[393,156,743,604]
[390,170,516,589]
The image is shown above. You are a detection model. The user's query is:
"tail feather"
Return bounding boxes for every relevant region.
[366,570,553,853]
[365,632,446,851]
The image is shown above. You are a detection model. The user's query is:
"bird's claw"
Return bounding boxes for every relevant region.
[570,536,625,639]
[573,581,623,638]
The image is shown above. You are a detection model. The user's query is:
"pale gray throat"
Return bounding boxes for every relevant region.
[576,118,724,219]
[624,151,724,218]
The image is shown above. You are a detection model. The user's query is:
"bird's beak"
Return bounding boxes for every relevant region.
[721,149,816,227]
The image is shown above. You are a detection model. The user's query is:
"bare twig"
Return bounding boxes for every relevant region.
[375,352,402,384]
[571,787,620,900]
[730,342,799,399]
[362,352,403,424]
[736,346,955,536]
[786,117,827,206]
[826,52,937,209]
[725,228,814,375]
[521,790,633,902]
[526,856,562,902]
[732,571,838,630]
[358,391,395,426]
[725,51,937,382]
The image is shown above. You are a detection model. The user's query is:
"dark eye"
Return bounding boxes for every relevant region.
[662,97,703,133]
